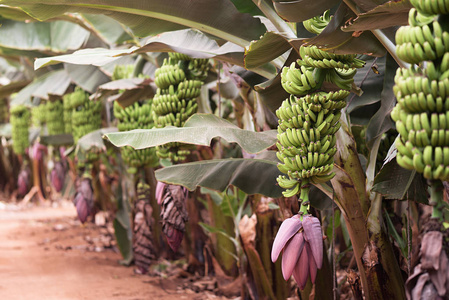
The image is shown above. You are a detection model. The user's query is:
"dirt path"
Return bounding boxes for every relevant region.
[0,202,214,300]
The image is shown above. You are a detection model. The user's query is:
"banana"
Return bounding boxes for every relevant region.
[413,152,426,173]
[423,145,434,166]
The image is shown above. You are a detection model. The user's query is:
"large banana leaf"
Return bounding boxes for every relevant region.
[34,29,261,75]
[155,157,283,197]
[0,0,267,47]
[81,14,132,45]
[372,159,428,203]
[10,69,71,106]
[95,78,155,108]
[64,64,110,93]
[0,19,90,54]
[104,114,277,154]
[341,1,411,32]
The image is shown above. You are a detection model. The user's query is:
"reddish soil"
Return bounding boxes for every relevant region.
[0,201,222,300]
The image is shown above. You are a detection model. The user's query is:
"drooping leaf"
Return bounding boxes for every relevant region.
[1,0,267,47]
[105,114,277,154]
[10,69,71,106]
[230,0,263,16]
[365,54,397,144]
[244,31,295,69]
[341,1,412,32]
[81,14,132,45]
[113,182,133,265]
[372,158,428,203]
[346,56,386,114]
[64,63,110,93]
[272,0,341,23]
[254,49,299,112]
[0,79,31,99]
[95,78,155,108]
[76,127,118,153]
[39,134,74,146]
[0,19,90,54]
[155,158,284,198]
[35,29,250,73]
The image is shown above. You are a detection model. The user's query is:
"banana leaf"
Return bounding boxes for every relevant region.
[155,157,283,198]
[0,19,90,54]
[0,0,267,47]
[10,69,71,106]
[104,114,277,154]
[272,0,341,23]
[341,0,412,32]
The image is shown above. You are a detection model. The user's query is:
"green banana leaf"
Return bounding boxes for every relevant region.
[64,63,110,93]
[364,54,397,144]
[341,1,411,32]
[0,19,90,54]
[0,0,267,47]
[244,32,298,69]
[34,29,275,76]
[81,14,132,45]
[104,114,277,154]
[10,69,71,106]
[230,0,263,16]
[39,134,74,146]
[155,157,284,197]
[372,158,428,203]
[95,78,155,108]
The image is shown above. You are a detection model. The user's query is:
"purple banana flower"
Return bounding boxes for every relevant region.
[271,215,323,289]
[51,161,65,192]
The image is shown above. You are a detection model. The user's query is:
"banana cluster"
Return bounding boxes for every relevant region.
[276,15,365,197]
[0,98,8,124]
[302,10,331,35]
[113,100,159,168]
[31,103,46,128]
[112,64,134,81]
[46,100,65,135]
[392,4,449,181]
[68,87,102,143]
[410,0,449,15]
[10,105,31,155]
[152,53,209,162]
[396,9,449,64]
[152,58,201,129]
[63,93,72,134]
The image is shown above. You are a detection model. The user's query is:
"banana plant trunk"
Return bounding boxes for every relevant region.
[331,128,405,299]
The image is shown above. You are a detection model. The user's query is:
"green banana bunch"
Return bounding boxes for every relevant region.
[392,3,449,181]
[395,10,449,64]
[46,100,65,135]
[69,88,102,143]
[113,100,159,169]
[112,64,135,81]
[410,0,449,15]
[152,53,210,162]
[276,13,365,199]
[31,103,47,128]
[10,105,31,155]
[63,93,72,134]
[302,10,332,34]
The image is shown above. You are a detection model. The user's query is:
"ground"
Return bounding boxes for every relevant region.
[0,200,224,300]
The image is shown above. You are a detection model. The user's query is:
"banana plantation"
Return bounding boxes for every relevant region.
[1,0,449,299]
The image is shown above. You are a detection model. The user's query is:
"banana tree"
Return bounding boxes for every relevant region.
[0,0,441,299]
